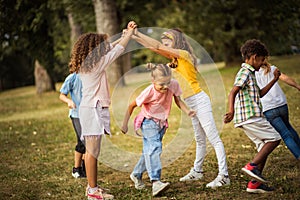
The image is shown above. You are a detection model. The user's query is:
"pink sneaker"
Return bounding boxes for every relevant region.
[86,186,114,200]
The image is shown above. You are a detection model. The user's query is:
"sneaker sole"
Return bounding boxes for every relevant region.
[180,176,203,182]
[241,168,268,183]
[153,183,170,197]
[246,188,272,193]
[206,182,230,189]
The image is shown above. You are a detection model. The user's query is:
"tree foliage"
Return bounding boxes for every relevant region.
[0,0,299,90]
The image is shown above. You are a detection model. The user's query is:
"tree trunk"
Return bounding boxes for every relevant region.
[93,0,130,86]
[34,60,54,94]
[67,11,82,47]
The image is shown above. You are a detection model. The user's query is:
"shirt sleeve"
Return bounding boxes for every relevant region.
[179,50,193,64]
[95,44,125,73]
[234,68,249,89]
[135,85,153,107]
[169,79,182,96]
[59,74,74,95]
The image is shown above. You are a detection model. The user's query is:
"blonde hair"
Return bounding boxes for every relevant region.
[261,59,271,75]
[161,28,197,67]
[147,63,172,81]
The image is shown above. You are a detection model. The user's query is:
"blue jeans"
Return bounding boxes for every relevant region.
[132,119,166,181]
[264,104,300,159]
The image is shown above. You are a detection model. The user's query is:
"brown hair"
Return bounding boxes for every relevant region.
[69,33,111,73]
[240,39,269,61]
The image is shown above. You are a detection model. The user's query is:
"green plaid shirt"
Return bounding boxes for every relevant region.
[233,63,263,124]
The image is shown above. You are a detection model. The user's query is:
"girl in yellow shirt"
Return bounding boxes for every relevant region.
[132,26,230,188]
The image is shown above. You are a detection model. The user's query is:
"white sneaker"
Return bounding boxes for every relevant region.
[87,187,114,200]
[180,168,203,181]
[152,181,170,196]
[130,173,145,190]
[206,175,230,189]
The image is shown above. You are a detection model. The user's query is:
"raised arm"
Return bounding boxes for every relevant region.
[133,29,180,59]
[173,95,196,117]
[121,100,138,134]
[117,21,137,48]
[279,72,300,91]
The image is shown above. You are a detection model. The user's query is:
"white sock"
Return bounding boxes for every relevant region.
[88,186,98,194]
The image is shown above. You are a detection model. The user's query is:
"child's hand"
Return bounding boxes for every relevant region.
[188,110,196,117]
[121,125,128,134]
[223,112,233,123]
[273,68,281,81]
[127,21,137,30]
[67,99,76,109]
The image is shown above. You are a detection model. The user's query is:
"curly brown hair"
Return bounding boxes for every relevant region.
[240,39,269,61]
[69,33,111,73]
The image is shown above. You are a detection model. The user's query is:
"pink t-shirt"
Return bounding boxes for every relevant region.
[79,44,125,107]
[134,79,182,130]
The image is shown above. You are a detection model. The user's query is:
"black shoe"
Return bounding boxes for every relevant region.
[72,167,86,178]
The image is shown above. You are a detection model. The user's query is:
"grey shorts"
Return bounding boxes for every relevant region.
[79,105,111,138]
[241,118,281,152]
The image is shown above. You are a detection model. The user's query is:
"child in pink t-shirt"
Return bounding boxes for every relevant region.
[121,63,195,197]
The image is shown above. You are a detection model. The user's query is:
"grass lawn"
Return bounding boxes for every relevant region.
[0,55,299,200]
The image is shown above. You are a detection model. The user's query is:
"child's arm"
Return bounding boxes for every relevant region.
[224,86,240,123]
[279,72,300,91]
[260,68,281,97]
[110,29,129,47]
[121,100,138,134]
[110,37,122,47]
[132,28,180,60]
[173,95,196,117]
[117,21,137,48]
[59,93,76,109]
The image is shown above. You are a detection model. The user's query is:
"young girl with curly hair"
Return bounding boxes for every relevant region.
[69,21,136,200]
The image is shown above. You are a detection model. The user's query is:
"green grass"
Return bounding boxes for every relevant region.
[0,55,299,200]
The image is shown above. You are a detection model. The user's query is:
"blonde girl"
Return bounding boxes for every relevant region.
[121,63,195,196]
[256,60,300,160]
[131,26,230,188]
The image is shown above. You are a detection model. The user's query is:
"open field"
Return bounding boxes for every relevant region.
[0,55,299,199]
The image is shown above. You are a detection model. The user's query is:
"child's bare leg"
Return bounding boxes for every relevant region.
[252,140,280,168]
[85,136,102,188]
[75,151,83,168]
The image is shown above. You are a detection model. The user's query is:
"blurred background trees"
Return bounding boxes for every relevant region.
[1,0,299,92]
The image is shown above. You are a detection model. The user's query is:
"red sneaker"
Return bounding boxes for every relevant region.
[242,163,268,183]
[246,181,274,193]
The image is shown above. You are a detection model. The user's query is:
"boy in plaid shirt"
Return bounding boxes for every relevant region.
[224,39,281,193]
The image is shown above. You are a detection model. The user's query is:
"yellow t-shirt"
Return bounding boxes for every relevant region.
[172,50,202,99]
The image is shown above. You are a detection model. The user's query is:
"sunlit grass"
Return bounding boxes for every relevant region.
[0,55,299,199]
